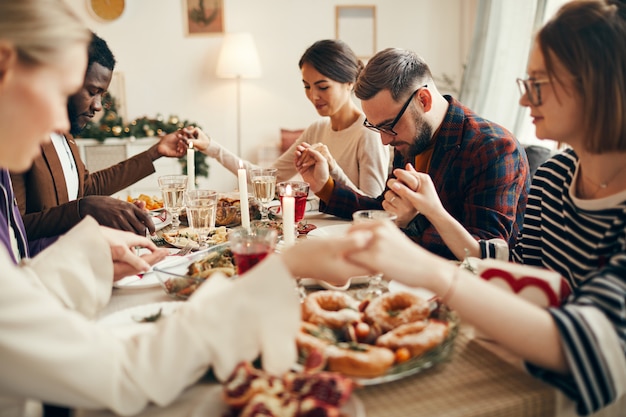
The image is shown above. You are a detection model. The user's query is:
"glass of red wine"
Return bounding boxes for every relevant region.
[277,180,310,223]
[228,226,278,275]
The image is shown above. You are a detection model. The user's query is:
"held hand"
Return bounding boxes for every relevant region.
[98,226,169,280]
[281,232,374,284]
[309,143,337,171]
[155,131,187,159]
[346,221,447,288]
[180,126,211,153]
[382,180,419,228]
[390,164,446,221]
[78,196,156,235]
[294,144,330,193]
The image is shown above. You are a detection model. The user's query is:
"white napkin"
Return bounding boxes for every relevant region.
[471,258,570,308]
[183,254,301,381]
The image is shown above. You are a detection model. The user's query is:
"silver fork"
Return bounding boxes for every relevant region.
[174,242,194,256]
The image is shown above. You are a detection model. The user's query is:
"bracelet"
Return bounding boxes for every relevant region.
[441,267,460,305]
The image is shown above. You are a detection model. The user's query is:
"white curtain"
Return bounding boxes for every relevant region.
[459,0,547,143]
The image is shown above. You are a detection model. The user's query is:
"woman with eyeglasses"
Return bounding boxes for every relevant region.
[340,0,626,414]
[183,39,390,197]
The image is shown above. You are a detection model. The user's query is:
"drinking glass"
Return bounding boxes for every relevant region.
[277,181,310,222]
[250,168,277,222]
[158,175,188,231]
[352,210,398,300]
[185,189,218,249]
[228,226,278,275]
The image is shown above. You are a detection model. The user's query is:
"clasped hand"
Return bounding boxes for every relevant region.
[383,164,445,227]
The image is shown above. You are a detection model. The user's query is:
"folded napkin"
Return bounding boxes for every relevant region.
[471,258,571,307]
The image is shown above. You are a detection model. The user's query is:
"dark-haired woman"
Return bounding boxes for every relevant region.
[187,39,389,197]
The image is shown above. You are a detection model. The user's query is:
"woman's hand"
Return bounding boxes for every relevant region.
[98,226,169,280]
[294,143,331,193]
[281,231,374,284]
[179,127,211,152]
[383,164,446,227]
[346,220,448,288]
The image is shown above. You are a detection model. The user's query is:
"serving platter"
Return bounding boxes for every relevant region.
[297,302,458,386]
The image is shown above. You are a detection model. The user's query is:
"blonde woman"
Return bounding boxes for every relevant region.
[0,1,371,416]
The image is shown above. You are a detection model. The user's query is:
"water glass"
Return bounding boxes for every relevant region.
[158,175,188,231]
[277,181,310,222]
[250,168,277,222]
[352,210,397,299]
[228,226,278,275]
[185,189,218,249]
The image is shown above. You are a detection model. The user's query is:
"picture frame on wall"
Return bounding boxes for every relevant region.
[335,5,376,59]
[184,0,224,36]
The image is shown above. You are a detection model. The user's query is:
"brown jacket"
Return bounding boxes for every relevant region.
[10,134,156,240]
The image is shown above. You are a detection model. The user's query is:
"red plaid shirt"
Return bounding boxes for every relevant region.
[320,96,530,259]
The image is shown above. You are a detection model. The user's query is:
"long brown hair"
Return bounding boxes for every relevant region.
[538,0,626,153]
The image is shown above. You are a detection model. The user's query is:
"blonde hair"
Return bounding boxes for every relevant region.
[0,0,90,66]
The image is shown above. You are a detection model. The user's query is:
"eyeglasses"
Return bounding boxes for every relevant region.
[516,77,551,106]
[363,85,427,136]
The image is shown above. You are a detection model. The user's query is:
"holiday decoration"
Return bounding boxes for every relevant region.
[77,94,209,180]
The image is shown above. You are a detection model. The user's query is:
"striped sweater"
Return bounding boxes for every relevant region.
[482,148,626,415]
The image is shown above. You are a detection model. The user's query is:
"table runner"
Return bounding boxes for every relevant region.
[358,327,556,417]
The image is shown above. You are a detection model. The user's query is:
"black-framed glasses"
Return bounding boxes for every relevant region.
[363,84,427,136]
[516,77,551,106]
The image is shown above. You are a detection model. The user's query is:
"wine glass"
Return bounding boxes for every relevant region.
[228,226,278,275]
[158,175,188,231]
[185,189,218,249]
[352,209,398,300]
[250,168,277,222]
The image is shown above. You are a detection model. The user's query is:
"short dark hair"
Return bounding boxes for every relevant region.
[298,39,363,84]
[88,32,115,71]
[538,0,626,153]
[354,48,433,102]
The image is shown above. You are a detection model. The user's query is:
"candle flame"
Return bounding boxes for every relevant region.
[188,141,193,149]
[239,159,244,169]
[286,184,293,196]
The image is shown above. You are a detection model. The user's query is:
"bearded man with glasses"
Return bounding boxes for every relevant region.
[295,48,530,259]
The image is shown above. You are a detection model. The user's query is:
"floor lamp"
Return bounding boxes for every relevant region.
[216,32,262,157]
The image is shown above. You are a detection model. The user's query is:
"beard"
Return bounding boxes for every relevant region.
[395,111,433,162]
[406,123,433,161]
[66,101,83,136]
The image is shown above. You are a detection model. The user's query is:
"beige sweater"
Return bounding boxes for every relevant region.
[205,114,389,197]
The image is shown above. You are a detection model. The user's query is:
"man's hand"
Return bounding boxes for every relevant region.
[294,143,331,193]
[147,131,187,160]
[79,195,156,235]
[99,226,168,280]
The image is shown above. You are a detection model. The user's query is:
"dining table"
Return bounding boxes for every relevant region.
[76,210,579,417]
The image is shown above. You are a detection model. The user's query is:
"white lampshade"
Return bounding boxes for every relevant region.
[216,32,262,79]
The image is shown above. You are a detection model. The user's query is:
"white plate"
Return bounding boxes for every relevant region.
[306,223,351,238]
[388,280,436,300]
[98,301,183,327]
[113,251,186,289]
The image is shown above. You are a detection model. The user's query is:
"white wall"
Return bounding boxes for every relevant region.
[66,0,474,191]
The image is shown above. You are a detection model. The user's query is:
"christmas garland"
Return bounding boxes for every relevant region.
[77,94,209,179]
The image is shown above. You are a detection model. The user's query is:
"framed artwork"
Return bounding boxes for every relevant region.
[335,5,376,59]
[184,0,224,36]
